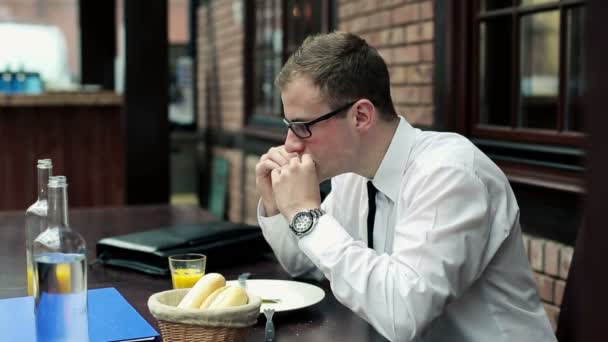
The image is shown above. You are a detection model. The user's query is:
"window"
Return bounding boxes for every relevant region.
[475,0,585,145]
[471,0,586,177]
[0,0,79,89]
[247,0,333,125]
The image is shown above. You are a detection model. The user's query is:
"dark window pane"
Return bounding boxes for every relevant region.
[565,7,585,132]
[253,0,283,118]
[481,0,513,11]
[519,11,559,130]
[479,18,513,127]
[252,0,328,119]
[286,0,324,55]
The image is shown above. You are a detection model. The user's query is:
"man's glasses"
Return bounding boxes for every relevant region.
[283,101,356,139]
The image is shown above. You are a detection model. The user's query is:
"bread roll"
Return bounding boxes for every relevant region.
[200,285,248,309]
[177,273,225,309]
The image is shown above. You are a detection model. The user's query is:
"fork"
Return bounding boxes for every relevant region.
[263,308,275,342]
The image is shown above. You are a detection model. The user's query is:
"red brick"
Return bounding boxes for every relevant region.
[392,85,420,104]
[554,279,566,306]
[389,27,407,45]
[350,16,369,33]
[394,45,421,63]
[378,29,392,46]
[405,24,422,43]
[405,24,420,43]
[415,64,434,83]
[413,106,433,126]
[383,0,406,8]
[392,3,419,25]
[420,21,434,41]
[337,2,352,18]
[390,66,408,83]
[362,31,381,46]
[377,48,394,64]
[340,21,352,32]
[534,273,555,303]
[369,11,391,30]
[420,43,434,62]
[419,86,433,104]
[360,0,379,13]
[543,304,560,332]
[399,106,433,127]
[529,238,545,272]
[544,241,561,277]
[559,246,574,279]
[420,0,434,20]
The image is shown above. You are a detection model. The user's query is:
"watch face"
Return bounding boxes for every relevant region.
[293,212,313,233]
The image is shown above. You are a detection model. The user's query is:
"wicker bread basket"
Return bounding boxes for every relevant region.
[148,288,261,342]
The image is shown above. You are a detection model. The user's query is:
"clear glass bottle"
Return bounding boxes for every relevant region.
[33,176,89,342]
[25,159,52,297]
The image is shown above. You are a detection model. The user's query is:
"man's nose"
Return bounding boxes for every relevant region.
[284,129,305,154]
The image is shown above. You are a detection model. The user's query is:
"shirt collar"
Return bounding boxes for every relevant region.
[370,116,416,202]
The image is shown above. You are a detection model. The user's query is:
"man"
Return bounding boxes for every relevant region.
[255,31,555,342]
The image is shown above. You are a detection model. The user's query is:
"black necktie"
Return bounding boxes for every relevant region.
[367,181,378,249]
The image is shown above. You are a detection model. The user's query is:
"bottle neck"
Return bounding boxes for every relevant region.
[47,184,69,228]
[37,166,52,201]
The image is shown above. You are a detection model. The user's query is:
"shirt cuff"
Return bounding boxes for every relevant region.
[297,214,359,266]
[257,200,289,232]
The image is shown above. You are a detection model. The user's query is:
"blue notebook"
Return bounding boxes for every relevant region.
[0,287,159,342]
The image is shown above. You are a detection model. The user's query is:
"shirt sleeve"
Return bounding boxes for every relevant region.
[298,166,494,342]
[257,190,337,278]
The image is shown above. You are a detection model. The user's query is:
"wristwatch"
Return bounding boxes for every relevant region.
[289,208,326,238]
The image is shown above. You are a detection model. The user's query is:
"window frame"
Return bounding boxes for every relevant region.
[471,0,586,147]
[244,0,335,134]
[436,0,586,192]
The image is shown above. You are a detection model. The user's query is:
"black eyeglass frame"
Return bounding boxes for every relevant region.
[282,101,357,139]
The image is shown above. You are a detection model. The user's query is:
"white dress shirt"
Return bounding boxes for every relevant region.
[258,117,556,342]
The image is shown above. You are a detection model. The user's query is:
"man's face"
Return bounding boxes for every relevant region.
[281,76,358,181]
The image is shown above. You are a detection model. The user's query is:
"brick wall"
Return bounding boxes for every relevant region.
[338,0,435,127]
[523,233,574,331]
[197,1,245,132]
[197,1,246,222]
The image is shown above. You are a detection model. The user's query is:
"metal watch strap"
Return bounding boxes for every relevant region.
[308,208,325,219]
[290,208,325,237]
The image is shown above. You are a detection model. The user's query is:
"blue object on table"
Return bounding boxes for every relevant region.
[11,71,27,93]
[23,72,43,94]
[0,70,12,93]
[0,287,159,342]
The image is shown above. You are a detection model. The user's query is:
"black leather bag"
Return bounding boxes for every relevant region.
[96,222,269,276]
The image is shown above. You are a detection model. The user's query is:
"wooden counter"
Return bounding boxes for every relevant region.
[0,92,122,107]
[0,92,125,210]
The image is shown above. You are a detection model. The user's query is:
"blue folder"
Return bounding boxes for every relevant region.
[0,287,159,342]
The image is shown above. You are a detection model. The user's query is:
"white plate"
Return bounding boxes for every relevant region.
[226,279,325,313]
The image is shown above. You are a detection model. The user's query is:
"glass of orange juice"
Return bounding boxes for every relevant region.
[168,253,206,288]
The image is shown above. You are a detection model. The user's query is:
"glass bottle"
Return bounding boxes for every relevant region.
[25,159,52,297]
[0,64,13,93]
[33,176,89,342]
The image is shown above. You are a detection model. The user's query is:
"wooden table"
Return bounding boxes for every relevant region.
[0,205,387,341]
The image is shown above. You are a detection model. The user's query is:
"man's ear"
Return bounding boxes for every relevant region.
[353,99,376,133]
